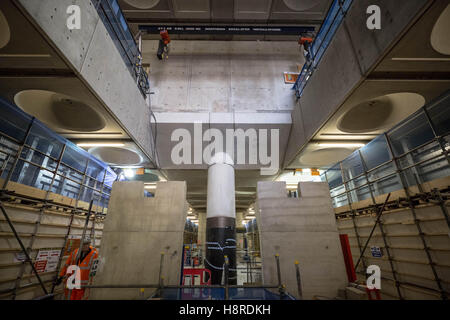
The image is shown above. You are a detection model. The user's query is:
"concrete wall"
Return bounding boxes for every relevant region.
[16,0,154,159]
[255,181,347,299]
[144,40,302,113]
[284,0,431,166]
[90,181,187,300]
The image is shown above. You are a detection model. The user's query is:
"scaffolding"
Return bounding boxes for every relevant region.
[322,91,450,300]
[0,98,115,299]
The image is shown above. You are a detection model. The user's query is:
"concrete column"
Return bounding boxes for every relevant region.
[205,153,237,285]
[256,181,347,299]
[90,181,187,299]
[197,211,206,253]
[235,212,245,250]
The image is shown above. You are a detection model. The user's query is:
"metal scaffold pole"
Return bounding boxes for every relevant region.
[358,150,403,300]
[67,200,94,300]
[0,200,48,296]
[384,133,447,301]
[354,193,391,272]
[337,162,367,273]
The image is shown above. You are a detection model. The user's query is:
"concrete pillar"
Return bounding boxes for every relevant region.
[205,153,237,285]
[90,181,187,299]
[256,181,347,299]
[197,211,206,256]
[235,212,245,250]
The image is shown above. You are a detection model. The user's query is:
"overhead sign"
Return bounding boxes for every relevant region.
[140,25,315,35]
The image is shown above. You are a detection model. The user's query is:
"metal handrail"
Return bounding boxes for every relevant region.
[81,254,296,300]
[323,91,450,207]
[328,134,449,201]
[293,0,353,98]
[94,0,150,98]
[0,101,116,211]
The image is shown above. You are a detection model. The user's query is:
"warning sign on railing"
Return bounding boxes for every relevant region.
[34,249,61,273]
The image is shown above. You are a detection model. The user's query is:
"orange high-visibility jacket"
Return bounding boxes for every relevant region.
[59,246,98,286]
[160,30,171,45]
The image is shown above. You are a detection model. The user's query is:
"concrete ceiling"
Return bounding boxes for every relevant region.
[150,111,292,211]
[286,1,450,170]
[162,168,278,213]
[152,112,291,170]
[120,0,333,40]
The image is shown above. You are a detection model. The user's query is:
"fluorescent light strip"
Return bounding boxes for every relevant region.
[0,54,52,58]
[392,57,450,61]
[317,143,365,148]
[77,143,125,147]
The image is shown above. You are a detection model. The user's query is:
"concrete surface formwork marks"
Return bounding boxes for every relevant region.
[256,181,347,299]
[90,181,187,300]
[197,211,206,248]
[284,0,430,167]
[17,0,154,158]
[145,40,302,113]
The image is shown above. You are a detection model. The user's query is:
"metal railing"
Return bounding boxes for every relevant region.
[322,90,450,209]
[81,253,297,300]
[93,0,150,98]
[0,97,116,215]
[293,0,353,98]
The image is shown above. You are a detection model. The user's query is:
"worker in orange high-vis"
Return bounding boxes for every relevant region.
[157,29,171,60]
[55,238,98,300]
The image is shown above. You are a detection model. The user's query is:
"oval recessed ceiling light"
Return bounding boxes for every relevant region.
[14,90,106,132]
[123,0,160,9]
[0,10,11,49]
[89,146,142,166]
[431,4,450,55]
[299,148,354,167]
[338,92,425,133]
[283,0,317,11]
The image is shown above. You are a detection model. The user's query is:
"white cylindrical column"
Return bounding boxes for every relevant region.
[206,162,236,219]
[205,153,237,285]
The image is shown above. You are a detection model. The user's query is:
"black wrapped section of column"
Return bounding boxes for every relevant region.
[205,216,237,285]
